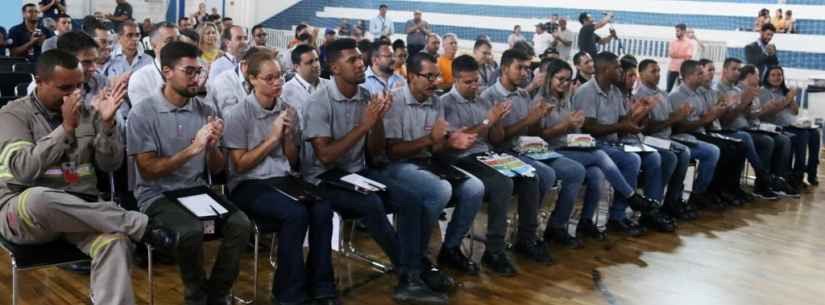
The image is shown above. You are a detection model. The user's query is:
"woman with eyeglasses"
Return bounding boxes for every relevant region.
[224,51,339,305]
[529,59,656,243]
[760,65,819,187]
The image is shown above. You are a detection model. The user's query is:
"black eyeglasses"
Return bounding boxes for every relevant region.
[416,72,441,82]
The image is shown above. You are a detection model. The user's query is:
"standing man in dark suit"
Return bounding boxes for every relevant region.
[745,23,779,76]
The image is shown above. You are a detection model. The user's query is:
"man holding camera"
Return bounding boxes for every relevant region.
[9,3,53,62]
[577,12,616,58]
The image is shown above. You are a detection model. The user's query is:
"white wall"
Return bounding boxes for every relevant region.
[55,0,167,23]
[221,0,300,28]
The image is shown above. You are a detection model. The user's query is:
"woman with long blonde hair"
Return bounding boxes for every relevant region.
[197,22,223,65]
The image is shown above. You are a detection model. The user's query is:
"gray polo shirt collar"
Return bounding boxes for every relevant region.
[677,84,699,97]
[328,77,369,103]
[151,87,196,113]
[492,79,527,99]
[447,87,476,104]
[402,85,435,106]
[248,93,289,119]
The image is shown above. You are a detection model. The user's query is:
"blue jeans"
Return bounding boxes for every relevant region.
[516,155,556,204]
[558,149,635,220]
[378,162,484,250]
[369,164,445,274]
[317,169,401,270]
[764,132,792,177]
[455,155,541,251]
[539,156,585,227]
[787,127,820,177]
[657,147,680,204]
[231,179,335,303]
[601,146,661,220]
[685,140,721,193]
[724,131,768,175]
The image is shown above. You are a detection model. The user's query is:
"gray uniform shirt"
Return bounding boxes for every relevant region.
[634,84,671,138]
[126,88,218,210]
[384,86,444,160]
[442,88,493,159]
[697,86,723,131]
[536,94,577,149]
[668,84,705,139]
[223,94,294,191]
[759,87,795,127]
[715,81,758,130]
[480,79,532,151]
[301,78,373,183]
[571,78,628,142]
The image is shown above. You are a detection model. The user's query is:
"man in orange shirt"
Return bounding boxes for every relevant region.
[437,33,458,90]
[666,23,693,93]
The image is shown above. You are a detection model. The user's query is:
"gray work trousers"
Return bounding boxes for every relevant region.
[0,186,148,305]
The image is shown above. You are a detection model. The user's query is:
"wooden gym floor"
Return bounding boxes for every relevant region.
[1,176,824,305]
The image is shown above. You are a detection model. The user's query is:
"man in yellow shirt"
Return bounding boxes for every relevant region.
[437,33,458,90]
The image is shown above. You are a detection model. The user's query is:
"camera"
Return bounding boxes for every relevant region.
[544,21,558,33]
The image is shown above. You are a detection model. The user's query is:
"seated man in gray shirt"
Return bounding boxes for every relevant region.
[385,53,484,278]
[126,41,252,305]
[481,49,588,258]
[715,58,782,199]
[572,51,674,235]
[637,59,720,220]
[442,54,543,276]
[737,65,798,197]
[300,38,446,305]
[689,59,754,207]
[530,59,658,243]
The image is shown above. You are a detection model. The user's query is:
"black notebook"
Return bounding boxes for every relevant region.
[264,176,321,203]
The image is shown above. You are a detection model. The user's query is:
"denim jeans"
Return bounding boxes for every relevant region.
[685,140,721,193]
[377,162,485,251]
[656,142,686,205]
[724,130,768,176]
[787,127,820,177]
[764,132,792,178]
[455,155,541,252]
[601,146,662,220]
[367,165,439,275]
[316,169,401,271]
[516,155,556,205]
[231,179,335,304]
[538,156,586,227]
[558,149,635,220]
[696,133,747,193]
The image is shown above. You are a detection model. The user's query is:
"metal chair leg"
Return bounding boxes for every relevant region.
[11,257,18,305]
[147,244,154,305]
[269,234,277,268]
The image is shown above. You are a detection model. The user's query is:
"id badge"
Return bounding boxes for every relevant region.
[203,220,215,235]
[62,161,80,184]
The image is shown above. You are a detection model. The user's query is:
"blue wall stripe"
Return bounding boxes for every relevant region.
[261,0,825,70]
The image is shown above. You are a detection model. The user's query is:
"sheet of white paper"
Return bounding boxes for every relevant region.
[178,194,228,217]
[178,194,219,217]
